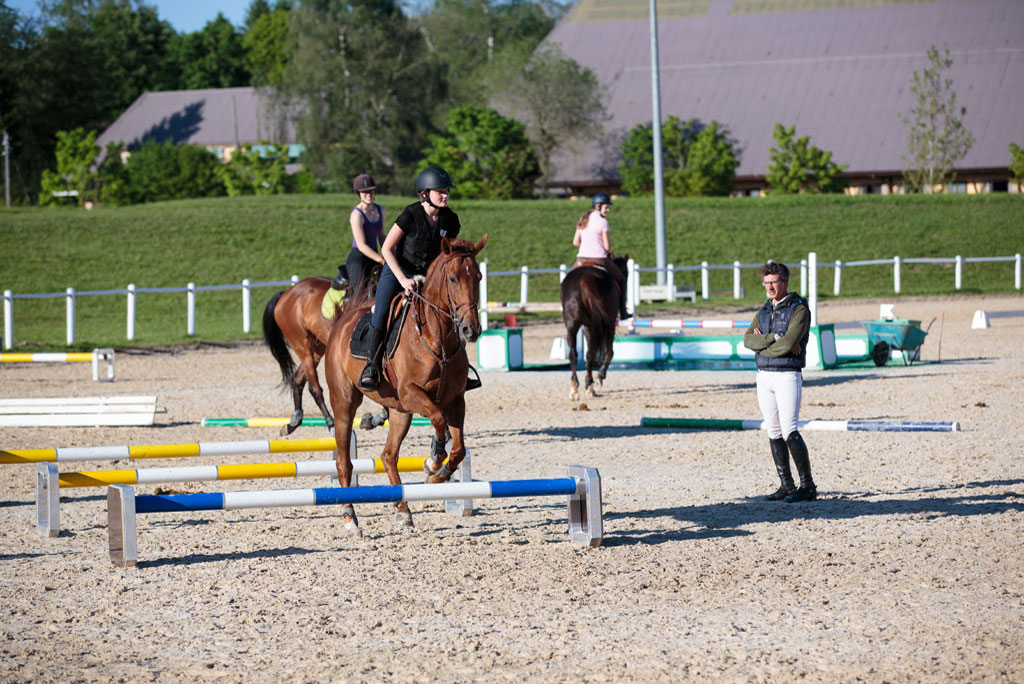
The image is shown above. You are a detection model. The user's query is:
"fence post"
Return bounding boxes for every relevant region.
[65,287,76,345]
[799,259,807,296]
[732,260,741,299]
[479,261,488,331]
[667,264,675,302]
[834,260,842,296]
[126,284,136,341]
[559,263,567,283]
[242,278,251,334]
[2,290,11,350]
[701,261,709,300]
[1016,253,1022,290]
[187,282,196,336]
[291,274,299,285]
[807,252,818,327]
[626,258,637,313]
[894,256,901,294]
[954,255,962,290]
[519,266,529,306]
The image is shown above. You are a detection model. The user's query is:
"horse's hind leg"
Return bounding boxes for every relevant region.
[282,365,307,435]
[584,328,599,398]
[566,323,581,401]
[304,345,334,433]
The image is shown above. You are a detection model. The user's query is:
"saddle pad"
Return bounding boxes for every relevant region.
[349,301,411,361]
[320,287,346,319]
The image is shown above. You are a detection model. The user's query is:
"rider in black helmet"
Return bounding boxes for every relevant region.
[358,166,462,392]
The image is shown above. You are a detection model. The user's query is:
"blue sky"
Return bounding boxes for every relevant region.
[8,0,252,33]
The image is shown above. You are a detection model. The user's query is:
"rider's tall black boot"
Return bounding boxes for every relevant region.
[617,281,630,320]
[784,431,817,502]
[358,325,385,392]
[766,437,796,501]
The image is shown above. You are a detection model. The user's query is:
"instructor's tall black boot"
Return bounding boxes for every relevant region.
[358,325,386,392]
[784,431,817,502]
[766,437,796,501]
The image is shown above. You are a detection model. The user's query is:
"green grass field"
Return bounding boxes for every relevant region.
[1,193,1021,349]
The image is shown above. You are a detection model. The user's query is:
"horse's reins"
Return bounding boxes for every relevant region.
[388,252,478,391]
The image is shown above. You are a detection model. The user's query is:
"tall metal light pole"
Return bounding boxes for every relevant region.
[3,130,10,208]
[649,0,667,285]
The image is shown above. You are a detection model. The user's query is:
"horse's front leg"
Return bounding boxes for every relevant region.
[430,396,466,485]
[379,412,414,526]
[330,390,363,537]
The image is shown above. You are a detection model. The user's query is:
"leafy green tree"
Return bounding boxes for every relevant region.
[902,45,974,193]
[421,105,539,199]
[618,124,655,196]
[618,117,737,197]
[168,13,248,89]
[106,139,225,204]
[218,143,291,195]
[1010,142,1024,190]
[280,0,445,191]
[39,127,99,206]
[491,44,606,194]
[765,123,847,194]
[243,2,291,87]
[414,0,560,112]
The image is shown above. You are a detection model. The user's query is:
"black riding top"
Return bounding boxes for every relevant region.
[394,202,461,275]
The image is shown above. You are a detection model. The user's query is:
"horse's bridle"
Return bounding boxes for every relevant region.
[405,250,479,364]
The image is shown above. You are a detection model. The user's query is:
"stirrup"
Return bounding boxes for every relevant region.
[466,366,482,391]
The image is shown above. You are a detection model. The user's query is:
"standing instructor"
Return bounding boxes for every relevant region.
[743,260,817,503]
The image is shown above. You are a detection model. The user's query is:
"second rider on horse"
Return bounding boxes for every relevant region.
[574,193,629,320]
[359,166,462,392]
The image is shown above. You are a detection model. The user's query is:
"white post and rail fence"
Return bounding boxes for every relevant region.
[2,254,1020,348]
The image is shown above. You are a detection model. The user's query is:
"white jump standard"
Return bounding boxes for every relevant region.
[107,465,603,567]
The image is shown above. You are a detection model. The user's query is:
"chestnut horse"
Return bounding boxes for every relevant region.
[560,255,628,400]
[263,271,378,435]
[324,235,487,536]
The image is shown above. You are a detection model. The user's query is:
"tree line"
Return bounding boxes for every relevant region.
[2,1,1011,205]
[2,0,609,205]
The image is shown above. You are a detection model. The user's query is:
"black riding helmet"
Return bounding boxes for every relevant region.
[592,192,613,207]
[416,166,455,209]
[416,166,455,193]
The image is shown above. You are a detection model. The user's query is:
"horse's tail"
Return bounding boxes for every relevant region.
[262,289,296,387]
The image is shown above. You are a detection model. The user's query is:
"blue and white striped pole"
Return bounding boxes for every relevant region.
[108,466,603,566]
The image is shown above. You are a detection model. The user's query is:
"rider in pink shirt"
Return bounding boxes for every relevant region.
[573,193,629,319]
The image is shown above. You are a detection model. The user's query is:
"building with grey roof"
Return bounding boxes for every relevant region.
[542,0,1024,195]
[96,87,302,166]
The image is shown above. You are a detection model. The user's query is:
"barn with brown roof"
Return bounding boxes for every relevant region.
[542,0,1024,195]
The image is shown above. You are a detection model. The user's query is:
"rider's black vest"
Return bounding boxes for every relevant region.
[756,293,810,371]
[395,203,461,275]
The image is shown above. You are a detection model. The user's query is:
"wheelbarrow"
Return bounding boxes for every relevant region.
[859,318,933,366]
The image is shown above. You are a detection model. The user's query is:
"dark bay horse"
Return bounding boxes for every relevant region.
[263,270,378,436]
[560,255,628,401]
[324,235,487,536]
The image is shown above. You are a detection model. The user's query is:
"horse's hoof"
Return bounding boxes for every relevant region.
[422,457,441,476]
[395,511,413,527]
[344,520,363,538]
[570,389,579,401]
[279,424,297,436]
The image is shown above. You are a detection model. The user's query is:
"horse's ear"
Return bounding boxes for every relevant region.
[441,236,452,254]
[475,233,488,253]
